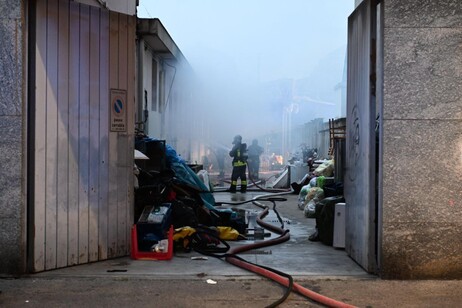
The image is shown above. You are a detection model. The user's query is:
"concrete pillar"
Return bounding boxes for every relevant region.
[0,0,26,275]
[381,0,462,278]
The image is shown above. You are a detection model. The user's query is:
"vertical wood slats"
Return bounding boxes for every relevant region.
[78,3,90,265]
[67,0,80,267]
[117,13,128,256]
[126,14,136,233]
[33,0,135,272]
[98,8,110,260]
[88,5,101,263]
[45,0,59,271]
[107,11,119,258]
[34,0,48,273]
[56,0,70,269]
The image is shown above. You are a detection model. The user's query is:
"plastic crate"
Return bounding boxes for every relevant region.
[130,224,173,260]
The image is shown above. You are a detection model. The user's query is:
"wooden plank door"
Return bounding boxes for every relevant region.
[31,0,135,272]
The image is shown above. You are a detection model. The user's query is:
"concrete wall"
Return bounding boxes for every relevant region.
[381,0,462,279]
[0,0,26,275]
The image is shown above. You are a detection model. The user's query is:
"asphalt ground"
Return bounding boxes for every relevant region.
[2,172,462,307]
[1,276,462,307]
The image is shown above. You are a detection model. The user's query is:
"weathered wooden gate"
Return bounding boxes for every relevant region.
[30,0,135,272]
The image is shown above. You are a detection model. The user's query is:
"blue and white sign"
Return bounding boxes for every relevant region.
[110,89,127,132]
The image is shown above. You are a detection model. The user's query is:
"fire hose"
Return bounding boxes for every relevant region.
[208,196,357,308]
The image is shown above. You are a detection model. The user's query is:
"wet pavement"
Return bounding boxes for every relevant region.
[2,189,462,307]
[27,190,369,280]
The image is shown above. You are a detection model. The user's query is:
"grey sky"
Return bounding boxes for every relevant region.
[137,1,355,146]
[138,0,354,83]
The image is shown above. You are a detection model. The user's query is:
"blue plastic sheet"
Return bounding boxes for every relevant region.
[136,138,217,211]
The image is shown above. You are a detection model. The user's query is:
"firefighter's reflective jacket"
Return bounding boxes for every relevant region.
[229,143,248,167]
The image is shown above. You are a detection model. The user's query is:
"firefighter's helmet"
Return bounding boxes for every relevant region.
[232,135,242,145]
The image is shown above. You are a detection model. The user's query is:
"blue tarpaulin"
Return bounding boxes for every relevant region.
[136,138,217,210]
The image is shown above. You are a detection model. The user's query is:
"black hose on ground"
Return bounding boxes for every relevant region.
[194,196,293,307]
[212,164,292,194]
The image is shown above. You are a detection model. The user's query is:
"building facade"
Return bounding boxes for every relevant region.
[348,0,462,278]
[0,0,137,274]
[380,0,462,279]
[1,0,460,278]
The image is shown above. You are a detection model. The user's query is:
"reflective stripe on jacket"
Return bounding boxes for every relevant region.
[229,143,248,166]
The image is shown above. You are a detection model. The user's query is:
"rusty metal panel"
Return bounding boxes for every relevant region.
[345,0,377,273]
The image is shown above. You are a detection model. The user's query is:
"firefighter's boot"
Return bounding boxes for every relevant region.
[240,180,247,193]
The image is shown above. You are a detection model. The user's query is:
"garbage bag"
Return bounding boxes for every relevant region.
[314,160,334,177]
[309,177,317,187]
[305,187,324,205]
[304,199,317,218]
[297,184,312,210]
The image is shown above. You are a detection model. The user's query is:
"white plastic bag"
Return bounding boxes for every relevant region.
[304,199,317,218]
[297,184,312,210]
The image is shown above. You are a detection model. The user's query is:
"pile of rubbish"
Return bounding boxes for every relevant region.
[296,159,335,217]
[134,137,246,253]
[292,159,345,246]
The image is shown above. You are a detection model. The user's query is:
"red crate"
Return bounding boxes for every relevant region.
[130,224,173,260]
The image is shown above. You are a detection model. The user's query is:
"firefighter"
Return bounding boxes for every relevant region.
[229,135,248,193]
[247,139,264,180]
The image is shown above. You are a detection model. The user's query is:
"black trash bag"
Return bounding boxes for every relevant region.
[170,199,199,229]
[186,225,230,254]
[322,181,344,198]
[134,169,175,223]
[177,195,217,226]
[316,196,345,246]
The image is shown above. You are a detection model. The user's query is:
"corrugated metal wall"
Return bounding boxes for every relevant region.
[33,0,135,272]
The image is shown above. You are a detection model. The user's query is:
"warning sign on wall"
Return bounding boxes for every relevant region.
[110,89,127,132]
